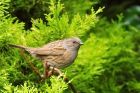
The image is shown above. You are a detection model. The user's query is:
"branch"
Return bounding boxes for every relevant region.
[19,49,42,79]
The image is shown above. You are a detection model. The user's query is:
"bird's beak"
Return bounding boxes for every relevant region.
[80,42,84,45]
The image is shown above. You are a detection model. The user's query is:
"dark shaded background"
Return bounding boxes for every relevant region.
[10,0,140,29]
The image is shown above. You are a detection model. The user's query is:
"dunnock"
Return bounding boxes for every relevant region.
[10,37,83,77]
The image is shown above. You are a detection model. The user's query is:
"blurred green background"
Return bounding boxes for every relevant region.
[0,0,140,93]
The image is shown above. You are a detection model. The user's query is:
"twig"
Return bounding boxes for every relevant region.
[51,67,78,93]
[19,49,42,79]
[64,77,78,93]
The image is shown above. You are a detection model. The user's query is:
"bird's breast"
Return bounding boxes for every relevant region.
[43,50,78,68]
[61,50,78,67]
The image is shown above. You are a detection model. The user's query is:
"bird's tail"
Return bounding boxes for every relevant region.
[9,44,27,50]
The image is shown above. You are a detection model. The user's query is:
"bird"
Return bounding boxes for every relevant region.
[9,37,83,78]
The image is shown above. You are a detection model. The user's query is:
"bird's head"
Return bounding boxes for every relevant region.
[64,37,83,50]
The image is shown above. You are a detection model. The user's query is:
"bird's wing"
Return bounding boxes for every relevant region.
[33,40,66,56]
[33,47,66,56]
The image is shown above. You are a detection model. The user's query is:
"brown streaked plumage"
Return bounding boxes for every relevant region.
[10,37,83,69]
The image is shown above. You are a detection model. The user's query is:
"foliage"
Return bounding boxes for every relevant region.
[0,0,101,92]
[0,0,140,93]
[72,18,140,93]
[123,6,140,29]
[40,76,68,93]
[9,0,98,29]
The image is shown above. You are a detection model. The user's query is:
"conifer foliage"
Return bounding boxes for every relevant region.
[0,0,140,93]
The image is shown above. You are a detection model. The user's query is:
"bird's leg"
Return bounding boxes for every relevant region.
[54,68,64,77]
[47,66,55,77]
[51,66,55,74]
[42,66,78,93]
[42,62,51,79]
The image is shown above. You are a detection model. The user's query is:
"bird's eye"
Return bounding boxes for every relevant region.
[73,41,77,43]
